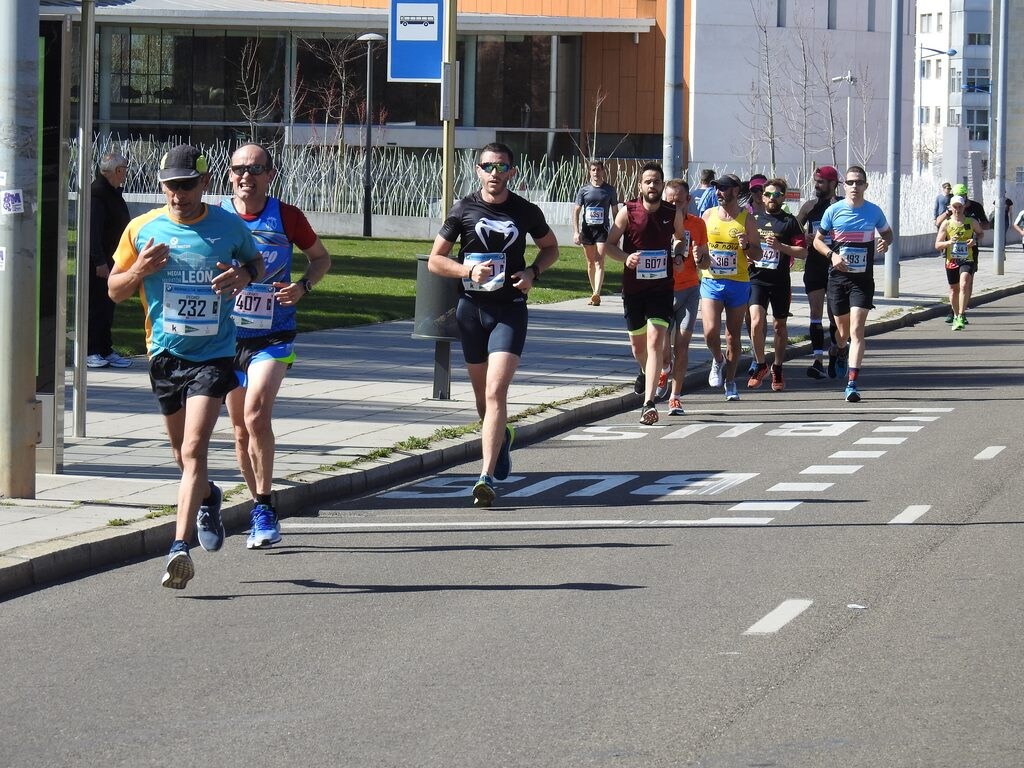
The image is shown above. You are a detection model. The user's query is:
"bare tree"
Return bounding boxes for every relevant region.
[852,64,881,168]
[234,37,283,143]
[300,34,365,147]
[735,0,780,175]
[778,17,829,191]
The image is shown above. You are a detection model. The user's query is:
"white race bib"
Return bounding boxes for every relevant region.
[709,247,739,276]
[951,242,969,262]
[636,249,668,280]
[163,283,220,337]
[462,252,506,292]
[754,243,780,269]
[232,283,276,330]
[840,245,868,273]
[584,206,605,225]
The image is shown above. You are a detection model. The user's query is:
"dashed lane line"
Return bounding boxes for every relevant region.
[888,505,931,525]
[830,450,886,459]
[800,465,863,475]
[766,482,833,492]
[974,446,1006,460]
[744,599,814,635]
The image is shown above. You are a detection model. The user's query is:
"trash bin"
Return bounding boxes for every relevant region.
[413,254,459,342]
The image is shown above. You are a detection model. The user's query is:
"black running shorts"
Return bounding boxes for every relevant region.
[148,351,238,416]
[456,296,528,364]
[827,272,875,316]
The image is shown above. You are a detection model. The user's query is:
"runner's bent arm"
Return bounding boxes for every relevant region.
[598,206,630,264]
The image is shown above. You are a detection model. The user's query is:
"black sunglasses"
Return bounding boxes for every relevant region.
[844,179,867,186]
[163,177,201,192]
[230,163,268,177]
[478,162,512,174]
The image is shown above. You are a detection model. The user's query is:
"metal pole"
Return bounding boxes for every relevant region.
[884,0,903,298]
[991,0,1008,276]
[72,0,96,436]
[362,38,374,238]
[916,44,922,176]
[0,0,41,497]
[441,0,456,214]
[662,0,683,178]
[845,80,852,172]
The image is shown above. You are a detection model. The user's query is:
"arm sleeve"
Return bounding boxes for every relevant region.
[280,203,319,251]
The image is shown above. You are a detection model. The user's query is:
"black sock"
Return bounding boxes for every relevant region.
[809,322,824,353]
[256,493,273,507]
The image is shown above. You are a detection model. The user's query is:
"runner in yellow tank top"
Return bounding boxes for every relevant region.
[934,195,983,330]
[702,207,752,283]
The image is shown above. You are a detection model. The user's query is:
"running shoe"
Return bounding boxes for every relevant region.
[196,482,224,552]
[246,503,281,549]
[708,356,724,387]
[589,294,601,306]
[655,370,670,400]
[747,362,768,389]
[952,315,965,331]
[724,381,740,401]
[633,372,646,395]
[640,402,659,425]
[962,315,969,325]
[472,475,496,507]
[835,347,849,378]
[668,397,684,416]
[844,381,861,403]
[494,425,515,481]
[944,312,955,323]
[86,354,109,369]
[161,541,194,590]
[770,365,785,392]
[104,352,133,368]
[806,360,826,380]
[827,345,838,379]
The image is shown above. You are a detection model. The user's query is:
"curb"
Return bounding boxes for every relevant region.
[3,280,1022,598]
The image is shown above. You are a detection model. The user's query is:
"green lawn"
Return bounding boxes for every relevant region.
[107,237,622,356]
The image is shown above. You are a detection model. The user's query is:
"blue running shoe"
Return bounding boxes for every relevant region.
[162,541,194,590]
[844,381,861,403]
[472,475,496,507]
[494,425,515,481]
[196,482,224,552]
[246,503,281,549]
[835,347,849,378]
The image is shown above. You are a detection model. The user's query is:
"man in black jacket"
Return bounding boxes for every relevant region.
[87,151,133,368]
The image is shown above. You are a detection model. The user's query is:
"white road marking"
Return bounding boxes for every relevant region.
[855,437,906,445]
[873,425,924,433]
[800,465,863,475]
[888,505,930,524]
[767,482,834,492]
[830,450,886,459]
[744,599,813,635]
[909,408,954,412]
[729,501,802,511]
[893,416,940,422]
[974,446,1006,460]
[282,518,775,531]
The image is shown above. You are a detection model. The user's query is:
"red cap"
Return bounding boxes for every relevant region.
[815,166,839,182]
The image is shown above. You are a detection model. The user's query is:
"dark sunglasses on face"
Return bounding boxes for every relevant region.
[478,162,512,174]
[762,191,784,199]
[230,163,268,177]
[163,177,201,192]
[844,179,866,186]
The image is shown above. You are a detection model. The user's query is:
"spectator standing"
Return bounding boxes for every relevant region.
[933,182,952,221]
[87,152,133,368]
[572,160,619,306]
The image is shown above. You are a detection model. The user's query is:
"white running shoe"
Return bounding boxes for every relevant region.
[708,356,724,387]
[104,352,133,368]
[724,381,740,401]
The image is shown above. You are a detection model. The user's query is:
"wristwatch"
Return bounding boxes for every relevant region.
[529,264,541,282]
[300,278,314,294]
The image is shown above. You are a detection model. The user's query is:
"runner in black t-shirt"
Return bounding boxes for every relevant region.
[748,178,806,392]
[428,142,559,507]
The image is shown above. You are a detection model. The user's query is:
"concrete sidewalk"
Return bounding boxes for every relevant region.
[3,249,1023,595]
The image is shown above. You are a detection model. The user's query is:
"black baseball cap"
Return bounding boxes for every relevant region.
[710,173,742,189]
[158,144,209,182]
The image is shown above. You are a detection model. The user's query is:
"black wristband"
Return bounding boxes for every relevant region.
[241,261,259,282]
[529,264,541,282]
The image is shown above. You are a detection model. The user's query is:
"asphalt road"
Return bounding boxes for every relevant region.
[3,294,1023,768]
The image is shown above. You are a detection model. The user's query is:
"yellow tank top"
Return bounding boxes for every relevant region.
[945,218,975,264]
[702,209,750,282]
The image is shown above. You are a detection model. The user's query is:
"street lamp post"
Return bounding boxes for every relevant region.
[916,45,957,175]
[830,70,857,171]
[358,32,385,237]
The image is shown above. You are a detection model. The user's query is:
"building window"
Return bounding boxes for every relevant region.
[967,33,992,46]
[936,12,943,31]
[919,13,932,33]
[949,68,962,94]
[1016,167,1024,184]
[827,0,837,30]
[920,106,931,125]
[777,0,786,27]
[966,108,989,141]
[948,110,960,127]
[965,68,991,93]
[935,107,941,125]
[921,59,932,78]
[867,0,875,31]
[936,60,943,79]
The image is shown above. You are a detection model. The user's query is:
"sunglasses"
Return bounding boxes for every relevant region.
[762,191,784,199]
[230,163,268,176]
[478,162,512,174]
[844,179,867,186]
[163,177,201,192]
